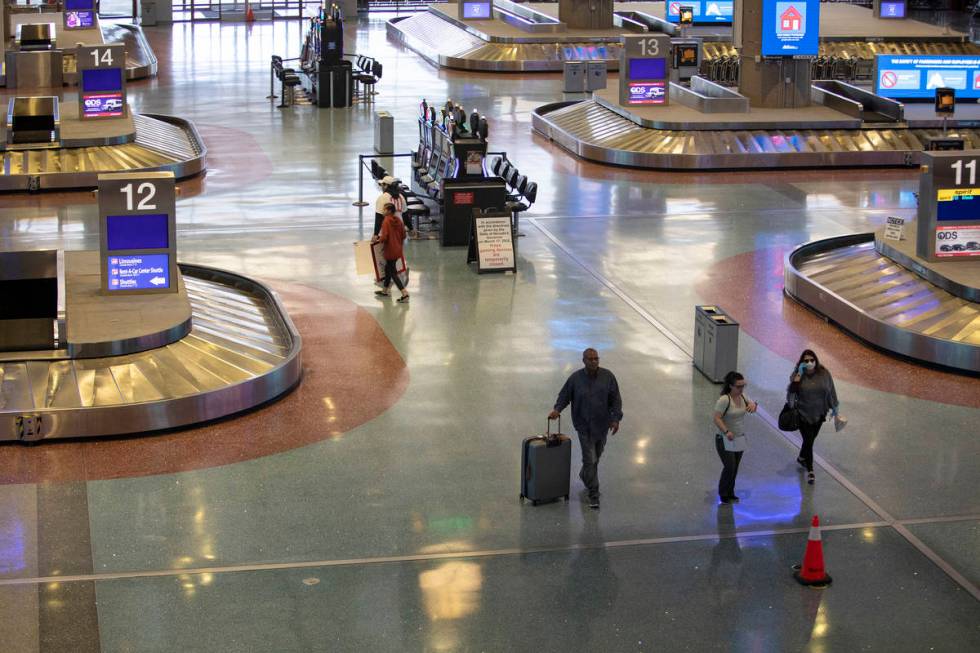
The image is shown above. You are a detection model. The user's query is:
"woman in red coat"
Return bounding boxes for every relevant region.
[372,203,409,303]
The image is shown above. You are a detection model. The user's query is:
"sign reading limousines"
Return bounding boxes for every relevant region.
[99,172,179,294]
[875,55,980,100]
[468,210,516,274]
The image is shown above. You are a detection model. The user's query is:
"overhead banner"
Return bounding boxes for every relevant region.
[875,54,980,100]
[666,1,733,24]
[761,0,820,57]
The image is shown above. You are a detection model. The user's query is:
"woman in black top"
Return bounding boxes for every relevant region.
[787,349,839,485]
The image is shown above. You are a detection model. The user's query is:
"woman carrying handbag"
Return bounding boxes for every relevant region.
[712,371,757,504]
[787,349,841,485]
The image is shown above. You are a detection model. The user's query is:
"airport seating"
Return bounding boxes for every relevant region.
[271,56,303,108]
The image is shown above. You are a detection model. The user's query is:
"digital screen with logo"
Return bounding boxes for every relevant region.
[462,1,492,19]
[82,94,124,118]
[627,81,667,105]
[628,58,667,81]
[65,11,94,28]
[666,1,733,23]
[875,55,980,100]
[761,0,820,57]
[878,1,906,18]
[106,254,171,291]
[934,225,980,257]
[106,214,170,250]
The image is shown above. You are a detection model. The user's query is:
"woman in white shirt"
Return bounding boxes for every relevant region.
[712,371,757,504]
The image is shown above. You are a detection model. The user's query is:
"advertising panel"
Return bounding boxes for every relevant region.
[64,0,96,29]
[666,1,733,24]
[875,55,980,100]
[760,0,820,57]
[627,82,667,105]
[934,225,980,258]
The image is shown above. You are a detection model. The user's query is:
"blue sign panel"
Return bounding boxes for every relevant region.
[106,213,170,250]
[106,254,171,291]
[666,1,733,24]
[462,1,491,19]
[875,55,980,100]
[761,0,820,57]
[628,58,667,81]
[879,1,906,18]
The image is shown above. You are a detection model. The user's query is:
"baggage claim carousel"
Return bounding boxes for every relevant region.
[0,260,302,441]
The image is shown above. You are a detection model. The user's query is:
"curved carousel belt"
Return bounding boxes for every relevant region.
[0,265,303,441]
[0,114,206,192]
[532,100,980,170]
[388,12,980,74]
[784,234,979,374]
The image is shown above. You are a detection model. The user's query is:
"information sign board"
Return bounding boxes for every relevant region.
[666,1,733,24]
[99,172,178,294]
[883,216,905,241]
[877,0,906,19]
[760,0,820,57]
[76,44,127,120]
[916,151,980,261]
[875,54,980,100]
[468,211,516,274]
[459,1,493,20]
[620,35,671,107]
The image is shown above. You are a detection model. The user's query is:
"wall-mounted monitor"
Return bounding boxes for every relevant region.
[666,1,733,24]
[760,0,820,57]
[875,55,980,100]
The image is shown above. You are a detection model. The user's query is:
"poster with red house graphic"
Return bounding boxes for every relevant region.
[762,0,819,56]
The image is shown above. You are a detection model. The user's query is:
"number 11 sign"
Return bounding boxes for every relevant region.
[98,172,179,294]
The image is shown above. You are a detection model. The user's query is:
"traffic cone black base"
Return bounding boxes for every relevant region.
[793,565,832,587]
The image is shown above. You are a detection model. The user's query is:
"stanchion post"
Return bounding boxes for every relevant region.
[353,154,369,206]
[267,56,278,100]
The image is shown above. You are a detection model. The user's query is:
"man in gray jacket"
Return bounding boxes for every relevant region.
[549,348,623,509]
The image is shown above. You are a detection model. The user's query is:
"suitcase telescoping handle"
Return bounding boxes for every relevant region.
[546,415,561,445]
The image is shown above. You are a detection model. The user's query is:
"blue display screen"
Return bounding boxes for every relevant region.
[65,0,94,10]
[462,1,492,19]
[937,195,979,221]
[629,58,667,81]
[875,55,980,100]
[879,1,906,18]
[65,10,94,28]
[666,1,734,24]
[106,214,169,250]
[81,68,123,93]
[106,254,171,291]
[761,0,820,57]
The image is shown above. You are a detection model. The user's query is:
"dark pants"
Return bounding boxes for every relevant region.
[577,429,607,498]
[383,258,405,291]
[373,212,384,236]
[798,419,824,472]
[715,434,743,499]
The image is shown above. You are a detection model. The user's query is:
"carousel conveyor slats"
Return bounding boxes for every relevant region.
[0,267,302,440]
[786,236,980,372]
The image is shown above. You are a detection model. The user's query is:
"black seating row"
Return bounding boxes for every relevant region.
[271,56,303,108]
[349,55,383,101]
[490,157,537,221]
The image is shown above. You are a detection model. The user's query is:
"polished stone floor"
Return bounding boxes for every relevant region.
[1,13,979,653]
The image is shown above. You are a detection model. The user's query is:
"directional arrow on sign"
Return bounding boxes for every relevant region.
[149,276,167,286]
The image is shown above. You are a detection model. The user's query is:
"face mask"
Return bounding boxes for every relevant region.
[804,362,816,371]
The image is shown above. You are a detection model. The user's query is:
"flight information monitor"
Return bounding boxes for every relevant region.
[666,1,733,24]
[760,0,820,57]
[64,0,96,29]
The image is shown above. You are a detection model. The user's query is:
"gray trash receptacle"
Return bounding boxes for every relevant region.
[141,0,157,26]
[694,305,739,383]
[374,111,394,154]
[586,61,607,91]
[563,61,587,93]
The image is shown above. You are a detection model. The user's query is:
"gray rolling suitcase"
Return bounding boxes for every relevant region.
[520,418,571,505]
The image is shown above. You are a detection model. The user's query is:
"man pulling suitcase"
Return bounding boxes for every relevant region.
[548,348,623,509]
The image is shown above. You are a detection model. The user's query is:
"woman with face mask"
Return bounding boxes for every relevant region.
[787,350,839,485]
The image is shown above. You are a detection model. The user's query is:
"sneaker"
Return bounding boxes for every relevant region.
[396,294,410,303]
[807,472,815,485]
[588,496,600,509]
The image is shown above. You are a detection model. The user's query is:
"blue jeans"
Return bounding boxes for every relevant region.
[577,429,607,498]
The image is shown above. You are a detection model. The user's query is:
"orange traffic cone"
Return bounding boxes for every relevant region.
[793,515,833,587]
[245,2,255,23]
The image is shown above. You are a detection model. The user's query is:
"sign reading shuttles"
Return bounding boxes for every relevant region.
[99,172,178,294]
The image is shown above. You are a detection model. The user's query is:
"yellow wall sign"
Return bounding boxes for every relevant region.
[937,188,980,201]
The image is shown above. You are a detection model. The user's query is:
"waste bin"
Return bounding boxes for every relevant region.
[374,110,394,154]
[693,305,739,383]
[563,61,587,93]
[586,61,607,91]
[141,0,157,27]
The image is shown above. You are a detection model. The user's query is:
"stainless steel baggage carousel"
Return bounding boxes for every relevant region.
[0,114,206,192]
[784,234,979,374]
[532,99,980,170]
[0,264,303,441]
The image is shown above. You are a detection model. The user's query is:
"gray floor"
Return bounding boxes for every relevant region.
[0,15,978,653]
